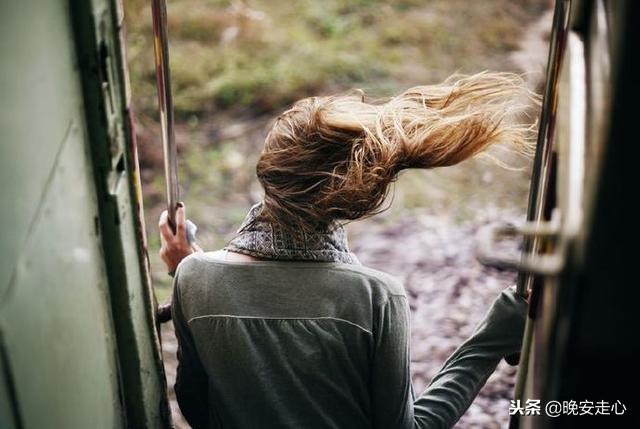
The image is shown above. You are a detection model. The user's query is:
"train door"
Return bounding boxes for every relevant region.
[0,0,170,427]
[479,0,639,427]
[528,0,639,427]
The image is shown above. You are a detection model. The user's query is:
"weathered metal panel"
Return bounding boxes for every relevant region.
[69,0,170,426]
[0,0,169,427]
[0,332,21,429]
[0,1,124,427]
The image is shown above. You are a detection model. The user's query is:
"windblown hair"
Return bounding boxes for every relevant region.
[256,71,537,231]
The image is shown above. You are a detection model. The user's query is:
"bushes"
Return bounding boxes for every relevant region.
[125,0,545,116]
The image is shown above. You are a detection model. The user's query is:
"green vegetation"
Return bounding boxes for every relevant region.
[126,0,545,115]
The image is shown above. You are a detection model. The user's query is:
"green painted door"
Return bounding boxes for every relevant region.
[0,0,169,427]
[0,1,124,427]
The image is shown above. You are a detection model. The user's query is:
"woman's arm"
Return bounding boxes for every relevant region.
[172,268,210,428]
[413,287,527,427]
[370,287,527,429]
[158,203,202,321]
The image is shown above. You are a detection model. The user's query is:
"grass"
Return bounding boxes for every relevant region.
[124,0,548,297]
[126,0,546,115]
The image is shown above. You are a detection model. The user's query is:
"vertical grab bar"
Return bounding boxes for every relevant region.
[509,2,572,428]
[151,0,180,230]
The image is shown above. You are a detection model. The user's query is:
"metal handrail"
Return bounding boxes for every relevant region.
[151,0,179,229]
[510,2,573,427]
[516,0,572,297]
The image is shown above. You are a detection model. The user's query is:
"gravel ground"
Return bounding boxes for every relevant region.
[161,205,524,429]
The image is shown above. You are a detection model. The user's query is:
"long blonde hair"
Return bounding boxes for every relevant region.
[256,71,537,230]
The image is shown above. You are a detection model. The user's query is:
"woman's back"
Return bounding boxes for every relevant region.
[163,72,533,427]
[173,252,409,428]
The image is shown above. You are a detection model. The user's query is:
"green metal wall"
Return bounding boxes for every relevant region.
[0,0,169,427]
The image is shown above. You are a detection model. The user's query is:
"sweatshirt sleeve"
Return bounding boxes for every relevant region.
[370,287,527,429]
[172,267,210,428]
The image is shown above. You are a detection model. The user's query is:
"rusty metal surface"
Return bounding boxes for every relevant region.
[70,0,171,426]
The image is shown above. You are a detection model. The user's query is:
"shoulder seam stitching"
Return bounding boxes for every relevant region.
[187,314,373,335]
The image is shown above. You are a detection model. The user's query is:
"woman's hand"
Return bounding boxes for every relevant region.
[159,203,197,275]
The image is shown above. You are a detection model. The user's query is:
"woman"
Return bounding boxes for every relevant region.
[159,72,531,428]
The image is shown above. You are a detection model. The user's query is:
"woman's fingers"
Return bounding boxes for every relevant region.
[158,209,168,227]
[159,205,188,242]
[158,210,174,242]
[175,203,186,236]
[157,205,195,275]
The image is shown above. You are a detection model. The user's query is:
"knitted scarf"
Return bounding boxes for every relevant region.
[225,202,359,264]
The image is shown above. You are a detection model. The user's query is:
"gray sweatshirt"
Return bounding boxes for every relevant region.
[172,252,527,428]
